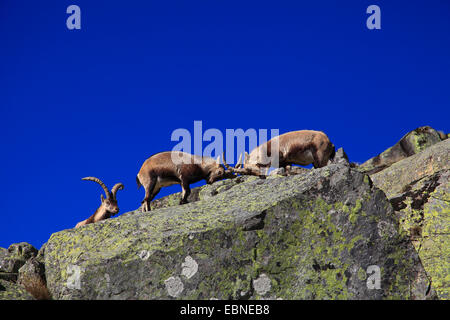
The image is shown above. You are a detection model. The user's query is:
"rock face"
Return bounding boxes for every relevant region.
[44,163,434,300]
[359,126,445,175]
[0,242,38,281]
[1,126,447,300]
[370,139,449,198]
[0,242,40,300]
[369,139,450,299]
[0,279,34,300]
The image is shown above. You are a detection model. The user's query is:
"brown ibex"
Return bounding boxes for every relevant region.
[136,151,241,212]
[75,177,124,228]
[223,130,335,177]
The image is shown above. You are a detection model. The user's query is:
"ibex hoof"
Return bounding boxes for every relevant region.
[141,203,151,212]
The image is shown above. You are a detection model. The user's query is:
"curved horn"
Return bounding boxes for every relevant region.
[222,152,234,171]
[111,183,124,199]
[235,153,243,169]
[222,152,253,175]
[82,177,111,198]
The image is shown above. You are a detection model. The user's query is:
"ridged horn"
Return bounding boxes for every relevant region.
[235,153,243,169]
[222,152,254,175]
[82,177,111,198]
[111,183,124,199]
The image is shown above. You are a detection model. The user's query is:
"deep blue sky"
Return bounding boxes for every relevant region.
[1,1,449,249]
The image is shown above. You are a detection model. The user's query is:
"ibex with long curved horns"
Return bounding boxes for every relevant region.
[75,177,124,228]
[137,151,241,212]
[223,130,336,177]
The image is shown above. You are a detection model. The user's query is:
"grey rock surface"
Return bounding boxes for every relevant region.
[44,164,434,300]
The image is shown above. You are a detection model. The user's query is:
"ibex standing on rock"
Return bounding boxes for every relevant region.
[223,130,336,177]
[75,177,124,228]
[136,151,240,212]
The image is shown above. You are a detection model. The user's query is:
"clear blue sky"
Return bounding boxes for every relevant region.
[1,1,449,249]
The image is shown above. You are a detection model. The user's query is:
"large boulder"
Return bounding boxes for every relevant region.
[44,164,434,300]
[370,139,449,198]
[0,242,49,300]
[369,139,450,299]
[17,254,50,300]
[359,126,445,175]
[0,242,38,283]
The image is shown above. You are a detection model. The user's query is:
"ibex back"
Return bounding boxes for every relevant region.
[136,151,239,212]
[224,130,335,176]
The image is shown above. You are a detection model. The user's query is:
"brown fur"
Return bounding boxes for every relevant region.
[75,204,114,228]
[231,130,335,176]
[137,151,234,211]
[19,274,52,300]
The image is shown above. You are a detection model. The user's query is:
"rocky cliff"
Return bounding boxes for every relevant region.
[369,138,450,299]
[1,126,448,300]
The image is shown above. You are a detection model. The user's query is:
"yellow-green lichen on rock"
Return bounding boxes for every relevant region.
[44,163,434,300]
[371,139,449,199]
[359,126,444,175]
[0,279,34,300]
[369,139,449,300]
[396,171,449,299]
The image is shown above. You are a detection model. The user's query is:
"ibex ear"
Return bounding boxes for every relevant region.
[101,194,105,202]
[215,155,221,165]
[245,152,250,163]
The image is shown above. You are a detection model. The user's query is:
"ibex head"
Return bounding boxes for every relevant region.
[82,177,124,216]
[222,152,265,177]
[205,156,233,184]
